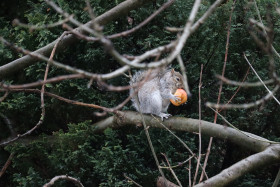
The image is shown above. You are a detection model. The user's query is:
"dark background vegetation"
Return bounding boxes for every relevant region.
[0,0,280,186]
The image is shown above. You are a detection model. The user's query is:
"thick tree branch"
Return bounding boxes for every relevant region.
[194,145,280,187]
[0,0,151,79]
[93,111,273,153]
[93,111,280,186]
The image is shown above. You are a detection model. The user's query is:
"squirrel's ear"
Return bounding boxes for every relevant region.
[171,69,175,74]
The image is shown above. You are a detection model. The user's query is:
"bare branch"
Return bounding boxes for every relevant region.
[12,15,73,31]
[162,153,183,187]
[0,153,14,177]
[124,174,143,187]
[0,35,65,146]
[93,111,273,153]
[200,0,236,182]
[254,0,280,60]
[206,85,280,109]
[117,0,225,69]
[0,113,16,136]
[177,55,191,96]
[2,74,85,89]
[0,37,105,79]
[43,175,84,187]
[152,116,209,179]
[92,111,280,186]
[208,106,278,144]
[193,65,203,186]
[218,66,251,112]
[189,159,192,187]
[0,0,152,79]
[45,0,99,36]
[0,88,111,113]
[194,145,280,187]
[272,167,280,187]
[244,53,280,106]
[0,91,9,102]
[216,75,274,88]
[108,0,176,39]
[248,18,271,33]
[159,156,194,169]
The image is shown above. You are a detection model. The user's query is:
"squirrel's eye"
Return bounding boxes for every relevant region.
[176,77,180,81]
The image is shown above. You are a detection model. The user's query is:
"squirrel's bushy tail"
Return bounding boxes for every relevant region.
[129,71,146,111]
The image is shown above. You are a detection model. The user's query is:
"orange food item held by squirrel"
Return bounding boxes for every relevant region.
[170,89,188,106]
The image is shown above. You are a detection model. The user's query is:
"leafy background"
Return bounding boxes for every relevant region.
[0,0,280,186]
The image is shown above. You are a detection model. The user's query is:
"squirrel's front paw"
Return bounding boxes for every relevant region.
[172,95,181,102]
[159,113,172,121]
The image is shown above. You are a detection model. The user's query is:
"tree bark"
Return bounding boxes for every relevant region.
[93,111,271,152]
[194,145,280,187]
[157,177,179,187]
[92,111,280,187]
[0,0,152,79]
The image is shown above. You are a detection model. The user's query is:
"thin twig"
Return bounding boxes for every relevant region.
[159,156,194,169]
[193,64,203,186]
[0,153,14,177]
[13,15,73,31]
[109,0,224,69]
[189,159,192,187]
[45,0,99,36]
[254,0,280,60]
[140,113,167,185]
[108,0,175,39]
[0,91,9,102]
[0,88,110,113]
[0,37,102,79]
[218,66,251,112]
[85,0,96,22]
[248,18,271,33]
[162,153,183,187]
[216,75,274,88]
[208,106,279,144]
[0,113,16,136]
[272,167,280,187]
[66,0,176,41]
[152,115,209,179]
[206,85,279,109]
[130,69,168,186]
[200,0,236,182]
[0,33,66,146]
[124,174,143,187]
[2,74,85,89]
[177,55,191,96]
[244,53,280,106]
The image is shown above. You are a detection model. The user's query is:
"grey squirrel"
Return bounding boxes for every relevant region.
[130,68,184,120]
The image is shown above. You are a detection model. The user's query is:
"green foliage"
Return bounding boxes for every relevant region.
[1,0,280,186]
[5,122,167,186]
[13,167,47,187]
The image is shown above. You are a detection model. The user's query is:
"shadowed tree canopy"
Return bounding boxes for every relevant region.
[0,0,280,186]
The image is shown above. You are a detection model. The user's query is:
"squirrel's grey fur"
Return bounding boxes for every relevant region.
[130,68,183,120]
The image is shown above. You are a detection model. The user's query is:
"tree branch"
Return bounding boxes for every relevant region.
[43,175,84,187]
[194,145,280,187]
[93,111,280,186]
[93,111,273,153]
[0,0,151,79]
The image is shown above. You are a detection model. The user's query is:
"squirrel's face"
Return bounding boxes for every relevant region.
[173,72,183,89]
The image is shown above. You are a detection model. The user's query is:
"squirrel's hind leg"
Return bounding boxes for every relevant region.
[158,113,171,121]
[140,92,171,121]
